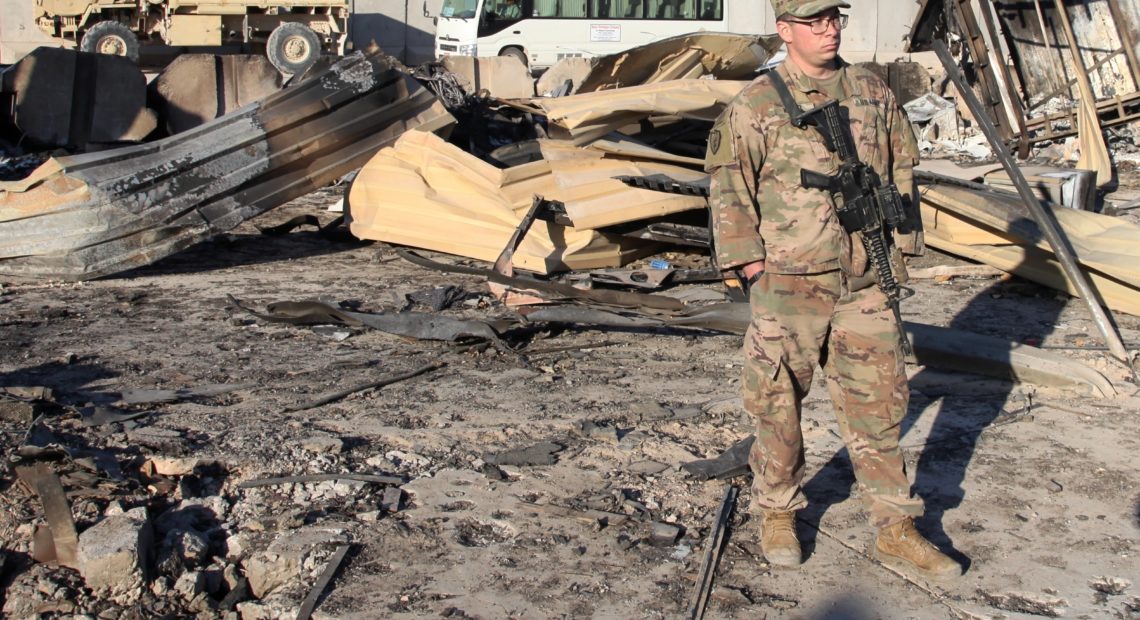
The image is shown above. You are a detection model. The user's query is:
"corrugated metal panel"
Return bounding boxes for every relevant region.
[0,50,455,280]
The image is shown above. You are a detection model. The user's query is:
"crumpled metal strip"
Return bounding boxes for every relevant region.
[227,295,502,343]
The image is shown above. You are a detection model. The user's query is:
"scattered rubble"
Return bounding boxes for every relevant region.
[76,507,152,603]
[1,4,1140,618]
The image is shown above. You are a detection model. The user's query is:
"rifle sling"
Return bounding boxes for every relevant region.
[767,69,805,124]
[768,69,840,154]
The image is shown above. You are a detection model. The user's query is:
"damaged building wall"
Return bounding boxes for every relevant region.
[908,0,1140,150]
[995,0,1135,105]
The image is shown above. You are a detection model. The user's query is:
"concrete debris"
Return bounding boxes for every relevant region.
[0,397,37,425]
[1089,576,1131,596]
[628,461,670,476]
[381,487,404,512]
[76,507,153,603]
[649,522,682,546]
[245,526,351,598]
[296,543,351,620]
[299,435,345,455]
[979,591,1069,617]
[174,569,207,601]
[144,456,226,477]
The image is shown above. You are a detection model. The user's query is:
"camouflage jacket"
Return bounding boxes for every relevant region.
[704,56,923,275]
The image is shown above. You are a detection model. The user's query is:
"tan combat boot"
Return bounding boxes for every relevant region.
[875,518,963,580]
[760,510,802,567]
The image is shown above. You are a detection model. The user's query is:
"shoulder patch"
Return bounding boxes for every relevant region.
[704,113,738,170]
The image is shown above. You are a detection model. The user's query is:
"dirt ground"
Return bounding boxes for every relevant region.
[1,165,1139,619]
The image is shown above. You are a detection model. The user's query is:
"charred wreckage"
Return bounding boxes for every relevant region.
[1,0,1140,616]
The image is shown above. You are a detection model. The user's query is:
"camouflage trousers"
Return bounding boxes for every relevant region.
[742,270,922,528]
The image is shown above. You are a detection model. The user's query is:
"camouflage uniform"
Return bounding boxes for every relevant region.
[705,55,924,527]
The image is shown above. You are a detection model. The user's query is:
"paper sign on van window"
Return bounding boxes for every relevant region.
[590,24,621,42]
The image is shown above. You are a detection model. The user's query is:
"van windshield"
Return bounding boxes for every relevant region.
[440,0,481,18]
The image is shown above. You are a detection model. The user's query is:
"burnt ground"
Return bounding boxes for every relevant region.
[1,168,1139,619]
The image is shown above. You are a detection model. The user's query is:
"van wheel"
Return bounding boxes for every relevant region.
[267,22,321,75]
[80,21,140,62]
[499,47,527,68]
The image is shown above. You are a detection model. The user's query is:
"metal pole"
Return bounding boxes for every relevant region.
[932,39,1132,367]
[687,484,737,620]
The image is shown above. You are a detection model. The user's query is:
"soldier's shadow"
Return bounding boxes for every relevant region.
[797,220,1062,569]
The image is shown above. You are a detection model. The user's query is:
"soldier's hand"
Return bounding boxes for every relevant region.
[740,260,765,286]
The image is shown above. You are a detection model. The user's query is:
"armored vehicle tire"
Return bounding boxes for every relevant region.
[499,46,527,68]
[267,22,321,75]
[80,21,140,62]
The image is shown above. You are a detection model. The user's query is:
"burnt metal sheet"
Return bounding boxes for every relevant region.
[0,50,455,281]
[439,55,535,99]
[525,300,1115,396]
[397,248,1117,396]
[228,296,502,343]
[919,181,1140,316]
[931,39,1131,368]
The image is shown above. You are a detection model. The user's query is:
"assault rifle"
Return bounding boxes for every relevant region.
[794,99,915,355]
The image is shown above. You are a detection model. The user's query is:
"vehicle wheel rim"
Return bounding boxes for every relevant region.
[97,35,127,56]
[282,36,312,63]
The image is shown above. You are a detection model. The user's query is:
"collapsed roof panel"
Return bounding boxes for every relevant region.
[345,130,707,273]
[439,55,536,100]
[573,32,783,93]
[512,79,747,143]
[0,51,455,281]
[920,181,1140,315]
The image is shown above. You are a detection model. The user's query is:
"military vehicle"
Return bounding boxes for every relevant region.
[32,0,349,73]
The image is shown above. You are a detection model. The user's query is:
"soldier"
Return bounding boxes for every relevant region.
[704,0,963,579]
